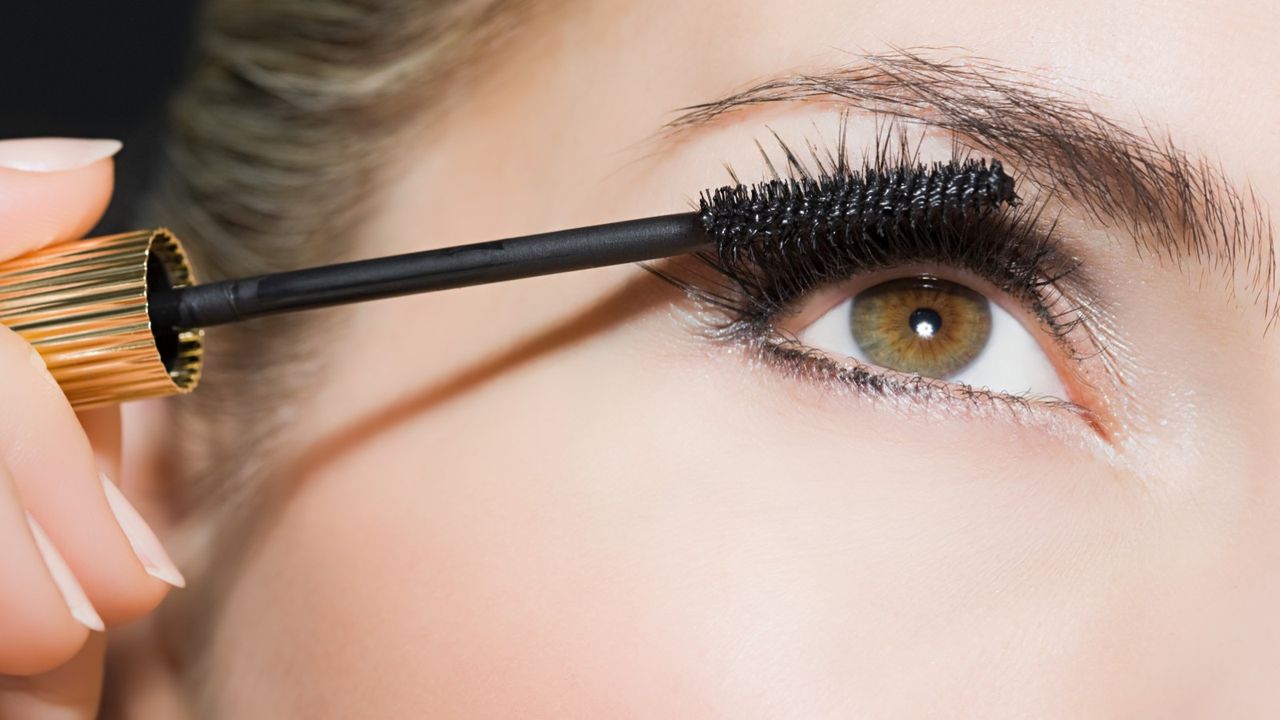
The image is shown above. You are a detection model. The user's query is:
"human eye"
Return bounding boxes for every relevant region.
[790,273,1066,399]
[666,131,1100,424]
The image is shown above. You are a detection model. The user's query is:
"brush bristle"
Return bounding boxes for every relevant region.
[698,159,1019,248]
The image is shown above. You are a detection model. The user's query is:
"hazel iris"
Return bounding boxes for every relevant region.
[849,277,992,378]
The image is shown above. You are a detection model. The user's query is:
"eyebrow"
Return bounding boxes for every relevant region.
[661,49,1277,323]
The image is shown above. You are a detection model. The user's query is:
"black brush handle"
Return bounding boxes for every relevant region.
[148,213,705,330]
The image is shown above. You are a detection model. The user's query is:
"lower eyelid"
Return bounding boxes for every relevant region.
[672,275,1110,443]
[750,333,1098,429]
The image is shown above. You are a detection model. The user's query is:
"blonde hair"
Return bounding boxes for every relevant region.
[123,0,534,708]
[150,0,530,523]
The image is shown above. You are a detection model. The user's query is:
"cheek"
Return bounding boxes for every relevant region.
[208,327,1273,717]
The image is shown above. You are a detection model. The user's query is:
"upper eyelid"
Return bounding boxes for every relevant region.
[654,48,1276,327]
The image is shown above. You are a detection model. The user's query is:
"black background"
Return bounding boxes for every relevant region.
[0,1,203,231]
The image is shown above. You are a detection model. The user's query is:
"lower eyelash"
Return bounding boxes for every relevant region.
[749,327,1092,419]
[653,243,1099,429]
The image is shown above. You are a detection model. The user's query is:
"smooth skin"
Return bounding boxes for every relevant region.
[0,139,180,719]
[45,0,1280,717]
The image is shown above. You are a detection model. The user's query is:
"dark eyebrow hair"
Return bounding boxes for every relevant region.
[662,49,1277,324]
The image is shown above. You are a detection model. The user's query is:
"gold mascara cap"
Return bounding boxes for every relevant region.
[0,229,203,410]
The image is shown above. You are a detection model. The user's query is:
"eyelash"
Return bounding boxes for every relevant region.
[656,138,1097,418]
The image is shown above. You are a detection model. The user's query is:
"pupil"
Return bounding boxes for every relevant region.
[909,307,942,339]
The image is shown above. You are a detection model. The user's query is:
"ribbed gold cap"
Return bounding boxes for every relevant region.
[0,229,204,409]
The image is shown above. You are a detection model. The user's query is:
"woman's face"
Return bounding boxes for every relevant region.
[192,0,1279,715]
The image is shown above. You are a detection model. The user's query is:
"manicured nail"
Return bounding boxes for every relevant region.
[100,474,185,588]
[0,137,121,173]
[26,513,105,632]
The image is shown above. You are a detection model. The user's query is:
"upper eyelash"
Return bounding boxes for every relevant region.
[663,142,1090,349]
[711,192,1081,339]
[649,131,1102,414]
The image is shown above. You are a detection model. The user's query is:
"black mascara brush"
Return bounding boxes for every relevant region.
[150,159,1017,330]
[0,159,1018,409]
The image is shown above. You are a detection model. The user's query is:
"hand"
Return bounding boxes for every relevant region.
[0,138,185,719]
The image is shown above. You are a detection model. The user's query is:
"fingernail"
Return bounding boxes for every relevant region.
[100,474,185,588]
[0,137,122,173]
[26,513,105,632]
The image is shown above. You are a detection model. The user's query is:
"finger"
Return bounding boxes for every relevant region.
[0,633,105,720]
[0,137,119,262]
[76,406,122,489]
[0,326,180,624]
[0,459,94,677]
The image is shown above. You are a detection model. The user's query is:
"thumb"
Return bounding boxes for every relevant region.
[0,137,119,261]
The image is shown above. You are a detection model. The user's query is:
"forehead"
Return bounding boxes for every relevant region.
[432,0,1275,280]
[535,0,1275,179]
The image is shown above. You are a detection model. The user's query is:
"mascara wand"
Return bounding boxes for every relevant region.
[0,159,1017,409]
[147,213,706,330]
